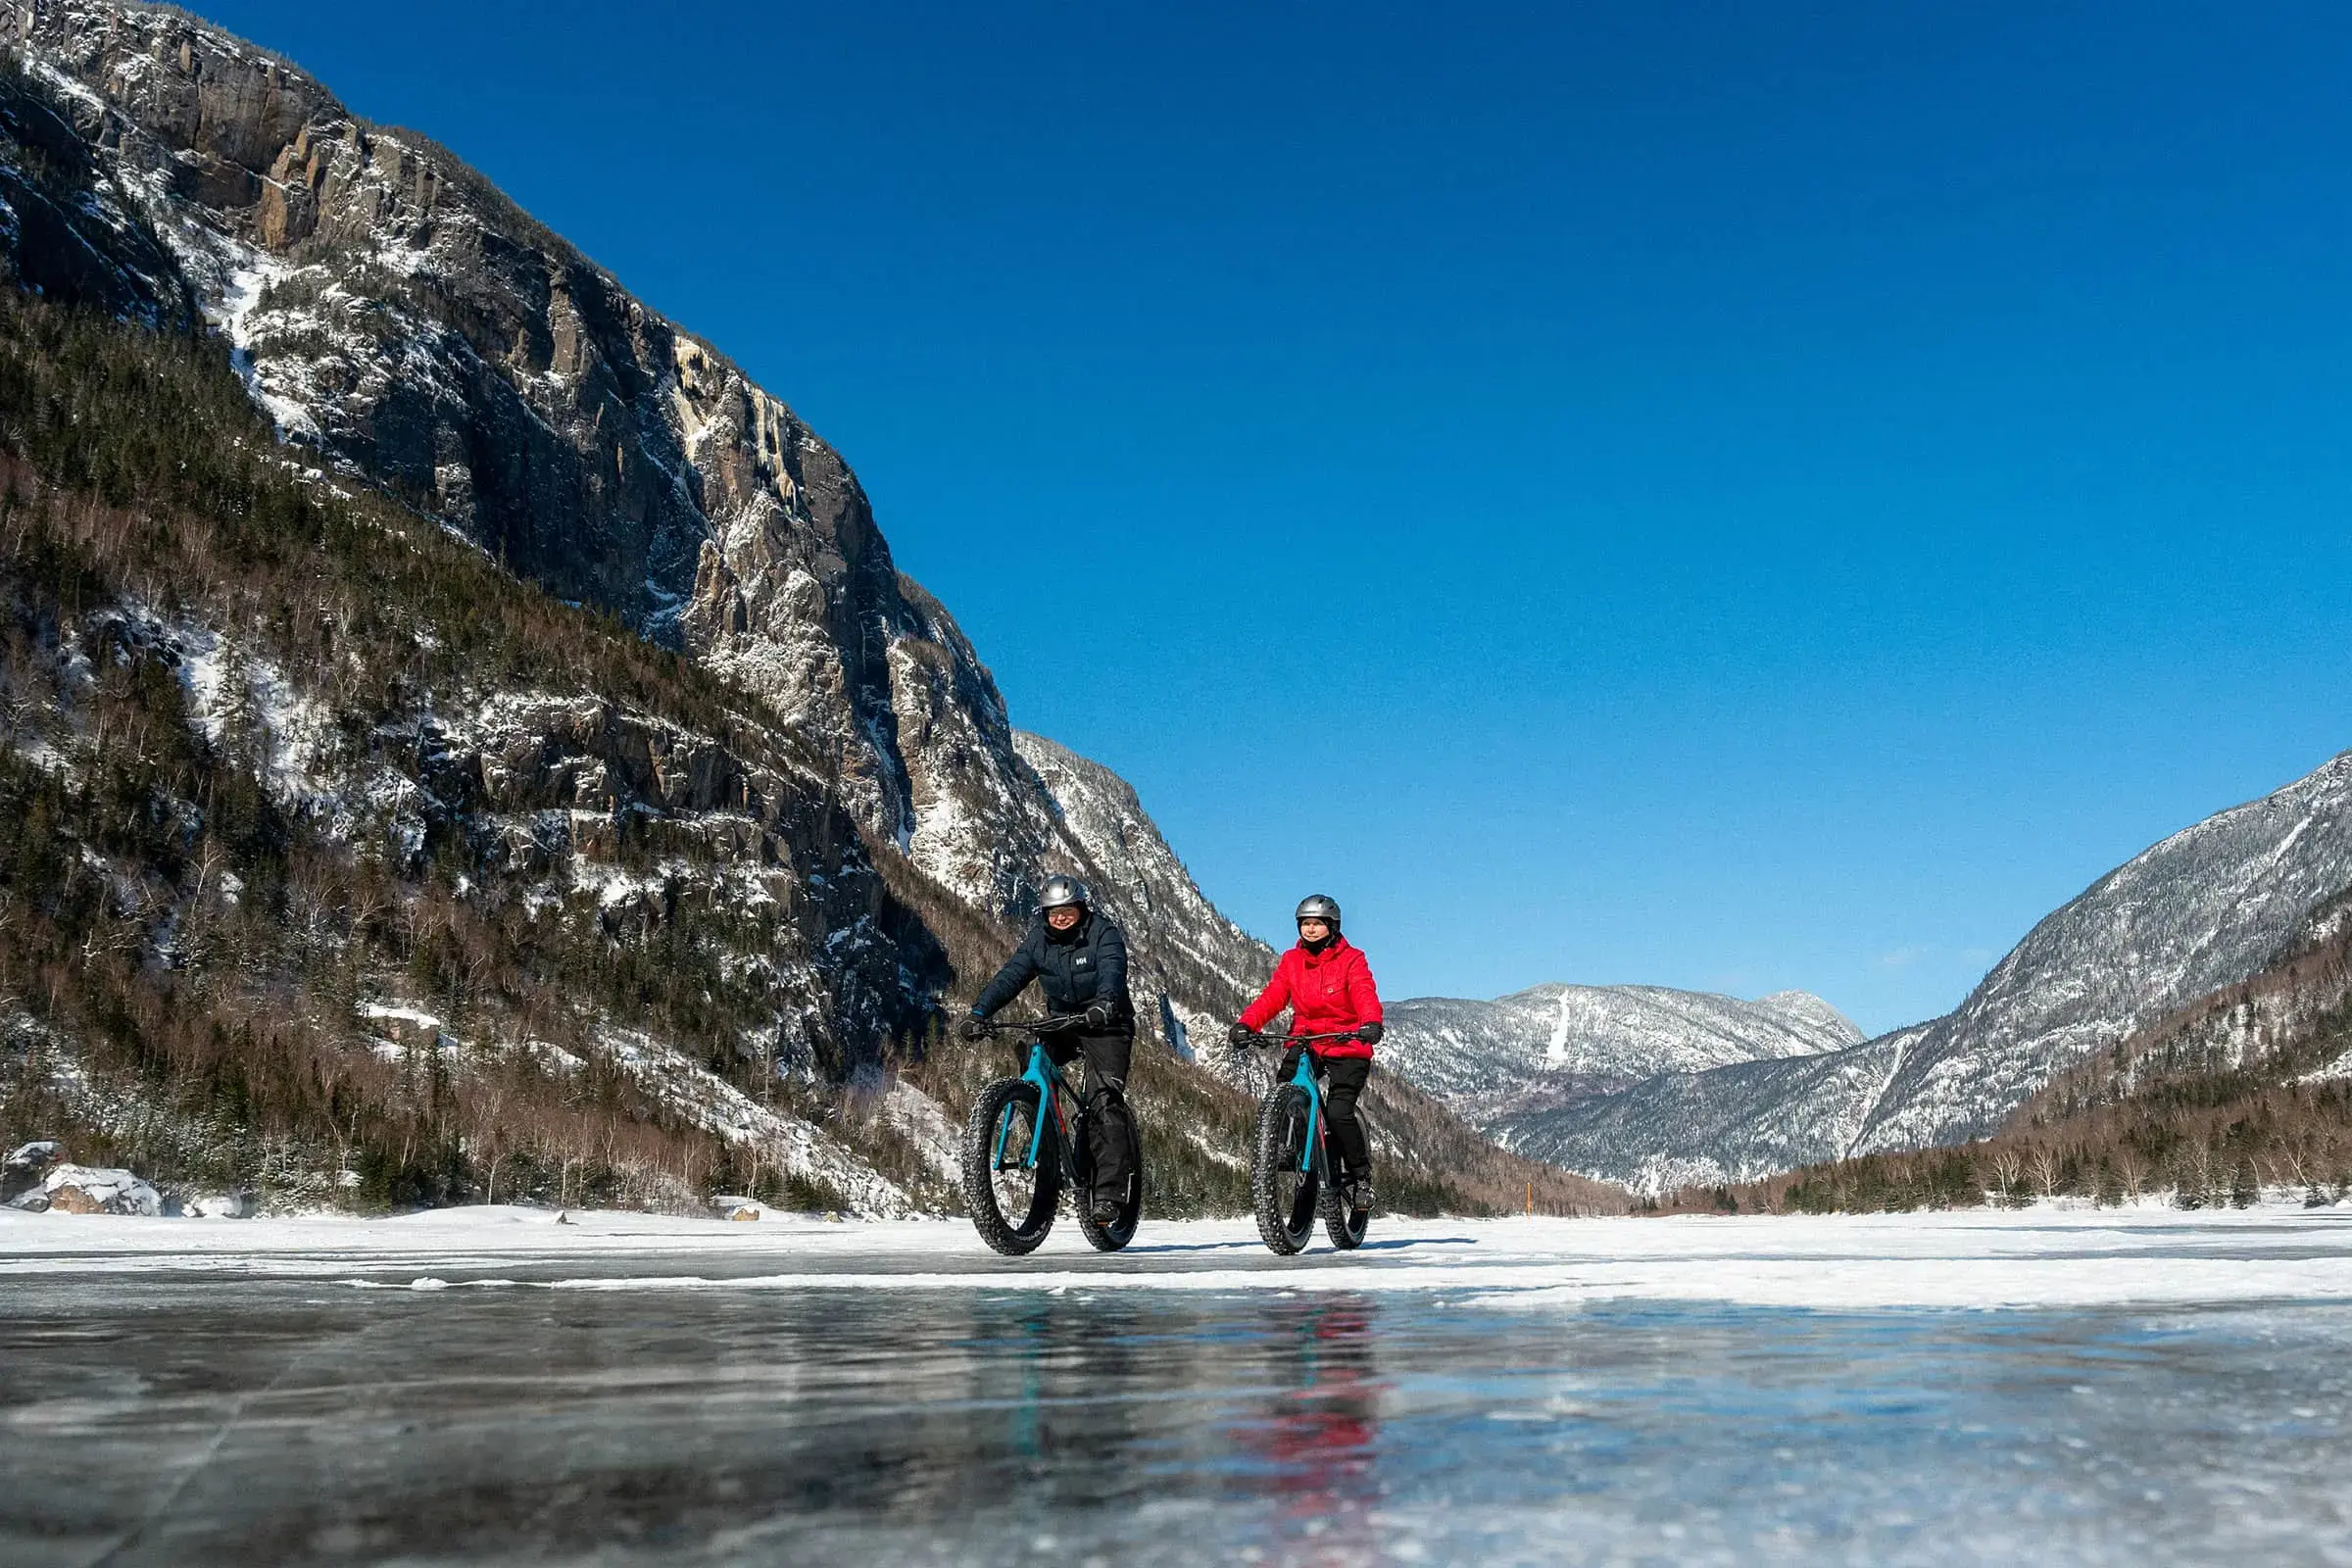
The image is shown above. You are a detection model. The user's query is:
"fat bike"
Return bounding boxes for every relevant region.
[1232,1031,1370,1255]
[960,1015,1144,1256]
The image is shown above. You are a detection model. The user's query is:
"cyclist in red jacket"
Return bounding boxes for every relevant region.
[1229,895,1385,1219]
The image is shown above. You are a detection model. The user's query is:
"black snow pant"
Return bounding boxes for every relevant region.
[1318,1055,1373,1185]
[1047,1029,1136,1203]
[1282,1051,1372,1185]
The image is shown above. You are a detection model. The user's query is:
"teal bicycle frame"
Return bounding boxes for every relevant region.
[1287,1049,1324,1174]
[991,1040,1072,1173]
[1238,1030,1358,1175]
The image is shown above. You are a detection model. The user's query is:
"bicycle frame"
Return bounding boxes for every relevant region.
[1236,1030,1357,1177]
[1287,1050,1325,1176]
[1237,1029,1369,1255]
[976,1015,1093,1175]
[963,1011,1144,1255]
[991,1040,1074,1172]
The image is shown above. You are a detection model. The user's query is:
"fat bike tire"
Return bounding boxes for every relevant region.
[1322,1176,1369,1250]
[1252,1084,1321,1255]
[1075,1115,1144,1252]
[962,1078,1060,1255]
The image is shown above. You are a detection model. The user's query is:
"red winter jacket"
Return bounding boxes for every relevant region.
[1240,936,1383,1058]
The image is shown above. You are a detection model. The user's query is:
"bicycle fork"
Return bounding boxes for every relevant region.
[992,1045,1057,1171]
[1292,1062,1325,1176]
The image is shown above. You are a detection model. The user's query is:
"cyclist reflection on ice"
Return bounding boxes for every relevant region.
[1238,1297,1385,1562]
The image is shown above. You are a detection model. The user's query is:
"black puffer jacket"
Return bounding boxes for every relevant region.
[972,910,1133,1029]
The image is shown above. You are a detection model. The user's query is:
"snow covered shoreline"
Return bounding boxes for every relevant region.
[8,1203,2352,1312]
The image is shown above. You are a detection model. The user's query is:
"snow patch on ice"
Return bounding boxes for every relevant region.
[12,1207,2352,1314]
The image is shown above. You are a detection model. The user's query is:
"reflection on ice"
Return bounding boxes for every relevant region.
[1231,1301,1384,1563]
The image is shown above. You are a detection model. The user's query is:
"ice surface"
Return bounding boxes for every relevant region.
[5,1207,2352,1565]
[7,1204,2352,1309]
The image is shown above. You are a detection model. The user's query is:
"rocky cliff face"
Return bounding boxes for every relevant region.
[5,0,1274,1021]
[12,0,1061,924]
[1503,751,2352,1192]
[0,271,959,1211]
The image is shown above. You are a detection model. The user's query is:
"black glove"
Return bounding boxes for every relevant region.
[1085,1002,1113,1030]
[1227,1021,1253,1050]
[1356,1020,1385,1045]
[958,1013,988,1042]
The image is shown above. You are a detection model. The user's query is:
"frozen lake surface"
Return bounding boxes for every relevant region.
[6,1205,2352,1564]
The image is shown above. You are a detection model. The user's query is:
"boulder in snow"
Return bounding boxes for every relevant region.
[188,1191,256,1219]
[2,1141,64,1203]
[42,1165,162,1216]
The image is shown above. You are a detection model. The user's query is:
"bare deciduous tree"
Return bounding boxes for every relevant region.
[2028,1144,2064,1200]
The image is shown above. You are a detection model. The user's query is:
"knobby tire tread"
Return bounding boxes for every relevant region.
[1253,1084,1319,1255]
[962,1079,1059,1255]
[1322,1174,1369,1250]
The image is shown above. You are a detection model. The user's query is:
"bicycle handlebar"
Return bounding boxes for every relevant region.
[967,1014,1091,1036]
[1229,1030,1363,1048]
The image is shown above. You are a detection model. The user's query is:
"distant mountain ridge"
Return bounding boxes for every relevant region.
[1383,984,1860,1125]
[1682,882,2352,1214]
[1501,751,2352,1192]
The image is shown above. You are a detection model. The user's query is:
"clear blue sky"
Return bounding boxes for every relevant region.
[202,1,2352,1034]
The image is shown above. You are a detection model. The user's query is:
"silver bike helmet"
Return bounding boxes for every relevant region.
[1295,894,1342,927]
[1039,875,1089,912]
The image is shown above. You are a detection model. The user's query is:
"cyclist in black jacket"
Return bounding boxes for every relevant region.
[962,875,1138,1226]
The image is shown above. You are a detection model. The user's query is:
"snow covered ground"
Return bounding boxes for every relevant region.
[9,1206,2352,1566]
[7,1202,2352,1309]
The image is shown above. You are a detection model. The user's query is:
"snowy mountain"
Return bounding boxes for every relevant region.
[1382,985,1860,1124]
[1495,1029,1929,1198]
[1506,752,2352,1192]
[0,1,1285,1018]
[1690,885,2352,1212]
[0,3,1605,1218]
[17,3,1031,893]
